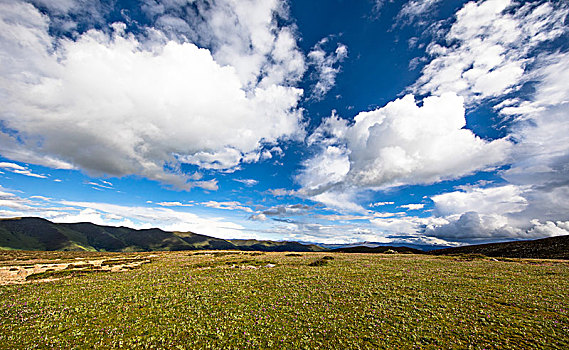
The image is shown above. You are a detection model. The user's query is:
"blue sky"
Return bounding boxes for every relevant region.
[1,0,569,247]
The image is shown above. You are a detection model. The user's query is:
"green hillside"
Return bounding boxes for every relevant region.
[0,217,324,252]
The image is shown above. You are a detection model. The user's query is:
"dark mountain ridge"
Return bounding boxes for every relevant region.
[0,217,323,252]
[428,235,569,260]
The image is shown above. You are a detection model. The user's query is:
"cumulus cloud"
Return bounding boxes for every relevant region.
[432,185,527,217]
[527,220,569,237]
[141,0,305,88]
[424,210,569,242]
[0,0,305,189]
[425,211,521,241]
[299,93,511,202]
[426,183,569,241]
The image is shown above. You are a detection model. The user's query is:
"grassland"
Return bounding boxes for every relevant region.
[0,251,568,349]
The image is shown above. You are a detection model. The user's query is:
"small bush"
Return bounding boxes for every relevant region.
[308,259,328,267]
[247,252,265,256]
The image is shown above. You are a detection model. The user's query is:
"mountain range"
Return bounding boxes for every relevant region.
[1,217,567,259]
[0,217,325,252]
[428,235,569,260]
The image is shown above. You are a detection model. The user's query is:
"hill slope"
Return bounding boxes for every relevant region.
[429,235,569,260]
[0,217,323,252]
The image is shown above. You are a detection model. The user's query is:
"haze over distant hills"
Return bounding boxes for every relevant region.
[0,217,325,253]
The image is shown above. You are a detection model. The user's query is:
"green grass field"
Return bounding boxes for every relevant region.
[1,251,568,349]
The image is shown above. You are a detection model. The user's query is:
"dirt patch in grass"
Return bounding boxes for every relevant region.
[0,255,152,285]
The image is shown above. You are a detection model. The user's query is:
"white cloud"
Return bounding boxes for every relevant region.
[493,52,569,230]
[270,214,455,246]
[432,185,527,217]
[307,38,348,100]
[413,0,568,102]
[0,199,35,211]
[299,93,511,203]
[399,203,425,210]
[410,0,569,242]
[12,169,47,178]
[300,188,364,213]
[314,212,397,221]
[0,162,25,171]
[425,211,523,241]
[0,189,16,198]
[424,211,569,242]
[234,178,259,187]
[0,0,305,189]
[55,200,252,239]
[267,188,293,197]
[370,201,394,207]
[142,0,305,89]
[296,145,350,193]
[426,183,569,241]
[87,181,113,190]
[248,213,267,221]
[202,200,253,213]
[29,195,51,201]
[259,203,313,217]
[156,201,194,207]
[395,0,443,27]
[0,162,47,178]
[371,215,447,236]
[53,207,138,228]
[527,220,569,237]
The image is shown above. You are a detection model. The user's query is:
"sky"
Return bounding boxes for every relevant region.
[1,0,569,248]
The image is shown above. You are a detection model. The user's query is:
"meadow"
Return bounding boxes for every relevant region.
[0,251,568,349]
